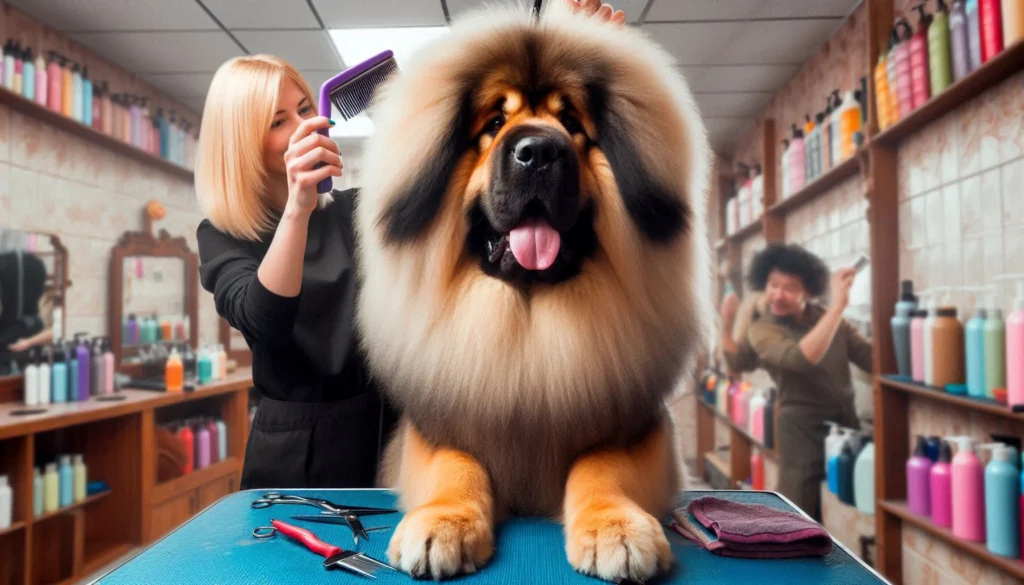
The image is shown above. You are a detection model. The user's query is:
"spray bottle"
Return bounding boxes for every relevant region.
[950,0,972,81]
[965,287,988,398]
[930,439,954,527]
[910,4,934,109]
[907,435,933,515]
[930,0,954,95]
[979,443,1020,557]
[995,275,1024,410]
[947,436,985,542]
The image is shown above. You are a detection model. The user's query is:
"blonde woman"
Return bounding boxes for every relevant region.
[194,54,397,489]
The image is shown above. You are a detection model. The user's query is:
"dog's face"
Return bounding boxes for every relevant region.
[355,3,712,431]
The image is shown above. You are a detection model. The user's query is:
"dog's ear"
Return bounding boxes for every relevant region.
[587,83,689,243]
[379,99,472,243]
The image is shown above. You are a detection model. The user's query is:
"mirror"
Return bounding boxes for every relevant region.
[109,204,198,370]
[0,229,71,379]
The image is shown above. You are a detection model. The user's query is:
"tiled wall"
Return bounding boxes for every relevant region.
[903,525,1022,585]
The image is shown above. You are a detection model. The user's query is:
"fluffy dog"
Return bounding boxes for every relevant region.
[354,1,712,582]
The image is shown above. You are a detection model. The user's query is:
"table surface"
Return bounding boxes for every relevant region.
[93,489,889,584]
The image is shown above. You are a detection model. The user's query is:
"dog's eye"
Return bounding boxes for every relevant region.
[486,116,505,136]
[560,113,584,135]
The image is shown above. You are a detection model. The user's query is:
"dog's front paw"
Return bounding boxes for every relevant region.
[387,502,494,580]
[565,501,673,583]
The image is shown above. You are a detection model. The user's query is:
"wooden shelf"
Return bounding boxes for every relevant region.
[768,155,861,217]
[0,85,192,180]
[874,41,1024,146]
[153,457,240,505]
[878,500,1024,581]
[726,219,763,243]
[704,450,730,477]
[83,541,135,577]
[33,489,111,525]
[879,375,1023,422]
[0,520,26,537]
[699,400,777,460]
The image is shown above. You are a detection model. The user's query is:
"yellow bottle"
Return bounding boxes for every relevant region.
[840,90,863,159]
[61,60,72,117]
[165,348,183,392]
[1004,0,1024,45]
[874,55,893,129]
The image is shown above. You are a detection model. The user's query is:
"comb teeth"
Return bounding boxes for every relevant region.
[329,58,399,120]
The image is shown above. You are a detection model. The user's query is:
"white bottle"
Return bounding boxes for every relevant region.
[24,349,40,406]
[923,292,937,386]
[824,422,845,475]
[38,350,51,406]
[52,305,63,341]
[0,475,11,529]
[208,345,221,381]
[829,90,843,167]
[72,454,87,502]
[780,139,791,199]
[750,165,764,220]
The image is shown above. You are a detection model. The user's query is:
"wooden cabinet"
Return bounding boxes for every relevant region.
[148,461,241,542]
[151,492,197,541]
[197,475,236,511]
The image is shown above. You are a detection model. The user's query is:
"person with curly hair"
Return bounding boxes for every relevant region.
[745,244,872,521]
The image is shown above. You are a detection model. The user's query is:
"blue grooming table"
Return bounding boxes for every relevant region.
[93,490,889,584]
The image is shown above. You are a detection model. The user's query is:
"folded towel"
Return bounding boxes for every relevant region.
[671,496,833,559]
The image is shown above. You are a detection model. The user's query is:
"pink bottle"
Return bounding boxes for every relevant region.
[102,338,115,394]
[910,295,929,383]
[907,436,933,515]
[46,52,62,114]
[206,420,220,464]
[948,436,985,542]
[930,440,953,528]
[195,421,211,470]
[909,5,932,110]
[893,20,916,118]
[750,389,766,442]
[997,276,1024,410]
[788,124,806,193]
[980,0,1004,62]
[34,52,47,108]
[734,383,750,428]
[727,381,740,421]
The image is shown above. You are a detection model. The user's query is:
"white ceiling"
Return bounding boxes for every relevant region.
[11,0,861,155]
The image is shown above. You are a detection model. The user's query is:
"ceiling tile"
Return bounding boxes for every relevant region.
[70,31,243,73]
[203,0,321,29]
[693,92,773,118]
[703,116,754,152]
[447,0,649,22]
[642,22,741,66]
[721,19,840,64]
[312,0,446,28]
[646,0,856,21]
[8,0,218,31]
[233,30,343,70]
[143,73,216,98]
[682,65,798,93]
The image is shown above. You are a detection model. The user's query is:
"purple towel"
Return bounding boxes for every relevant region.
[671,496,833,559]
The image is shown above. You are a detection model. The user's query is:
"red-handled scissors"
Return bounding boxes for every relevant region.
[253,519,395,579]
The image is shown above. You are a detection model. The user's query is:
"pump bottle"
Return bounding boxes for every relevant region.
[892,280,918,377]
[24,348,39,406]
[930,440,953,527]
[950,0,972,80]
[930,0,954,95]
[982,287,1005,399]
[910,4,933,109]
[893,19,917,118]
[965,287,988,398]
[853,437,875,515]
[907,436,933,515]
[979,443,1020,557]
[995,275,1024,409]
[947,436,985,542]
[931,290,965,388]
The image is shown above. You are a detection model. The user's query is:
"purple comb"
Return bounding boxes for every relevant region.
[316,50,398,193]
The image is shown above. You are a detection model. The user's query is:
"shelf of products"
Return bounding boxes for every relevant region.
[726,219,763,243]
[878,500,1024,581]
[699,400,777,460]
[768,155,862,217]
[0,86,193,180]
[33,489,111,525]
[873,41,1024,147]
[878,376,1022,422]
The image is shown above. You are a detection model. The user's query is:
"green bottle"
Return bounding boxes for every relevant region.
[983,290,1006,399]
[929,0,953,95]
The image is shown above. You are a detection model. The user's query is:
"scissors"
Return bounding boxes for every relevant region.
[253,519,394,579]
[250,492,397,516]
[290,512,392,546]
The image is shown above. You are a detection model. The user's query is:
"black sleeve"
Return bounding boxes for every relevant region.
[196,220,299,345]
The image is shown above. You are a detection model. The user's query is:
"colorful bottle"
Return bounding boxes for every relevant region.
[965,288,988,398]
[996,275,1024,409]
[24,348,39,406]
[930,440,954,527]
[824,422,845,475]
[207,420,220,464]
[875,50,894,129]
[1005,0,1024,45]
[11,43,22,95]
[749,388,766,441]
[46,52,61,113]
[803,114,818,182]
[922,292,937,385]
[980,289,1005,399]
[907,435,933,515]
[751,451,765,490]
[826,90,841,167]
[926,435,943,461]
[980,443,1020,557]
[967,0,983,69]
[43,462,58,513]
[72,454,87,503]
[81,66,92,127]
[38,347,51,406]
[34,51,47,107]
[789,124,806,192]
[216,419,228,460]
[49,343,66,404]
[33,468,43,517]
[950,0,973,80]
[22,47,34,101]
[100,82,112,135]
[68,340,78,400]
[61,58,72,117]
[58,455,73,508]
[3,40,14,90]
[893,280,918,377]
[853,438,875,515]
[165,347,184,392]
[91,81,103,130]
[893,20,916,117]
[178,425,195,474]
[71,63,82,122]
[930,0,954,95]
[837,443,856,505]
[0,475,10,530]
[932,292,965,387]
[910,4,933,109]
[103,338,115,394]
[947,436,985,542]
[195,422,211,470]
[980,0,1005,61]
[75,334,91,400]
[91,338,104,397]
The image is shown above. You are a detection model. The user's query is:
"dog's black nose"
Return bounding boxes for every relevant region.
[512,135,564,170]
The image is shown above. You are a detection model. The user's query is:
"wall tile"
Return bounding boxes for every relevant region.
[941,184,961,241]
[909,195,927,249]
[961,237,984,289]
[925,189,944,248]
[979,168,1002,233]
[959,175,983,237]
[1004,227,1024,276]
[1002,159,1024,227]
[982,232,1004,283]
[997,73,1024,164]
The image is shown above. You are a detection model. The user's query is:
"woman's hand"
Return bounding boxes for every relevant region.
[830,268,856,312]
[283,116,343,216]
[566,0,627,25]
[8,338,31,353]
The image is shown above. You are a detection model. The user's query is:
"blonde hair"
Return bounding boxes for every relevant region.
[195,54,322,241]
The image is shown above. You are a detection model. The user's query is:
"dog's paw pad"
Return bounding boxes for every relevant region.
[566,504,673,583]
[387,504,494,580]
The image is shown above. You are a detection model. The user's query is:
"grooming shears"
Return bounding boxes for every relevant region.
[253,519,395,579]
[251,493,397,545]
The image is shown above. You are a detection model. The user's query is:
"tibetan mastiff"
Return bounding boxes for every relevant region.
[355,1,712,582]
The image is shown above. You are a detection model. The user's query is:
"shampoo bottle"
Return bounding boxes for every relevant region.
[81,66,92,127]
[839,90,862,159]
[751,450,765,490]
[907,435,933,515]
[178,425,195,474]
[91,338,104,398]
[33,467,43,517]
[923,292,939,386]
[1005,0,1024,45]
[930,0,954,95]
[207,420,220,464]
[67,340,78,401]
[931,292,965,387]
[853,437,875,515]
[926,435,943,461]
[749,388,766,442]
[11,43,21,95]
[38,346,51,406]
[948,436,985,542]
[893,20,916,118]
[930,440,954,527]
[892,280,918,377]
[58,455,73,508]
[950,0,973,80]
[982,287,1006,399]
[217,344,228,379]
[71,63,82,122]
[996,275,1024,409]
[24,348,39,406]
[967,0,983,69]
[875,47,894,129]
[165,347,183,392]
[965,287,988,398]
[51,343,68,404]
[34,51,46,108]
[72,454,87,503]
[0,475,10,530]
[825,422,845,476]
[2,40,14,90]
[790,124,806,192]
[980,443,1020,557]
[46,52,61,114]
[216,419,228,460]
[837,443,856,505]
[911,293,930,383]
[22,47,34,101]
[43,463,58,513]
[910,4,934,109]
[827,90,841,167]
[75,334,91,400]
[980,0,1005,62]
[195,422,210,470]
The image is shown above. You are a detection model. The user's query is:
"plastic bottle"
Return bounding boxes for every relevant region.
[2,40,14,90]
[72,454,87,503]
[875,47,894,130]
[198,345,213,384]
[75,334,91,400]
[51,343,67,404]
[980,288,1005,399]
[995,275,1024,409]
[824,422,845,476]
[750,164,764,220]
[930,0,954,96]
[932,291,965,387]
[67,341,78,402]
[966,0,983,69]
[911,292,930,383]
[207,420,220,464]
[980,0,1005,62]
[947,436,985,542]
[46,52,61,114]
[81,66,92,127]
[43,462,58,513]
[165,347,183,393]
[178,425,195,474]
[24,348,40,406]
[826,90,841,167]
[839,91,862,159]
[789,124,806,192]
[965,287,988,398]
[195,422,211,470]
[216,419,228,460]
[34,51,46,108]
[103,338,115,394]
[893,280,918,378]
[805,114,822,182]
[893,20,916,118]
[837,443,856,505]
[950,0,973,80]
[33,468,43,517]
[22,47,34,101]
[751,451,765,490]
[979,443,1020,557]
[58,455,73,508]
[0,475,10,530]
[37,346,51,407]
[925,435,943,461]
[910,4,933,109]
[11,43,21,95]
[930,440,954,527]
[907,435,933,515]
[853,438,875,515]
[71,63,82,122]
[749,388,767,442]
[1005,0,1024,45]
[91,338,104,398]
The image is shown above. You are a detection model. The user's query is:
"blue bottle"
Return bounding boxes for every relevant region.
[81,66,92,127]
[51,343,68,404]
[925,435,942,462]
[981,443,1020,558]
[892,280,918,378]
[837,443,856,505]
[22,48,34,100]
[828,452,841,494]
[157,108,170,158]
[58,455,73,507]
[965,290,987,398]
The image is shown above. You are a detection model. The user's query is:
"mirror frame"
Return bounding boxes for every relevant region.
[108,228,198,369]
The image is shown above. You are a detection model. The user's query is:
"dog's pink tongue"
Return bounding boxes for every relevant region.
[509,218,561,271]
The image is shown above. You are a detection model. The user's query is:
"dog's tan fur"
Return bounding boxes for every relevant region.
[354,2,711,581]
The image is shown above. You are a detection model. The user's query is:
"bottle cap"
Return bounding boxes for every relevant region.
[46,463,56,473]
[979,442,1012,462]
[938,440,953,463]
[944,435,975,454]
[913,435,928,457]
[899,280,917,302]
[73,454,83,465]
[0,474,7,486]
[60,454,71,466]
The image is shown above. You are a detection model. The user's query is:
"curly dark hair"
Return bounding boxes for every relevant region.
[747,244,830,298]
